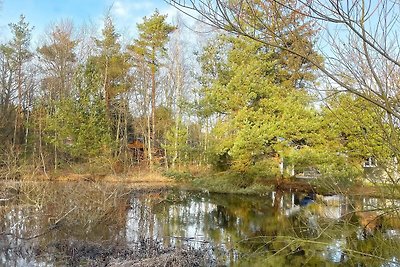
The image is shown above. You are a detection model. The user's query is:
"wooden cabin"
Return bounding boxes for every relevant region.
[127,137,145,162]
[127,139,145,150]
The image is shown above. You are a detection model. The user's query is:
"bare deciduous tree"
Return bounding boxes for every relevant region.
[37,19,77,101]
[167,0,400,178]
[167,0,400,118]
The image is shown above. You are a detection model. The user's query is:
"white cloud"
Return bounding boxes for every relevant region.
[106,0,204,40]
[113,1,128,17]
[112,1,155,19]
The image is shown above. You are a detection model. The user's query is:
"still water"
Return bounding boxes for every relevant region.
[1,182,400,266]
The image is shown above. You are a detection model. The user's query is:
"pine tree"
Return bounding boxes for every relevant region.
[129,11,175,167]
[92,16,130,121]
[7,15,33,147]
[199,34,320,177]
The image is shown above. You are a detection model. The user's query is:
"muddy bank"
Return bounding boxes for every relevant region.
[260,178,397,198]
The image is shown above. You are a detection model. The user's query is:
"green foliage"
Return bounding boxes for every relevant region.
[130,10,176,67]
[191,171,272,194]
[44,64,114,160]
[208,147,232,171]
[155,106,174,140]
[200,34,321,176]
[128,11,176,167]
[247,159,281,179]
[163,119,189,165]
[197,32,387,184]
[323,94,392,164]
[0,8,393,190]
[8,15,33,65]
[91,16,131,116]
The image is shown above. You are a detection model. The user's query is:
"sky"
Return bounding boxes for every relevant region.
[0,0,179,44]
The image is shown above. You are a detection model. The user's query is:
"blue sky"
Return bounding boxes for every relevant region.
[0,0,177,43]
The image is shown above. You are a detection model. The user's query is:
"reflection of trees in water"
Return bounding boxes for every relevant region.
[0,182,131,265]
[2,185,400,266]
[125,191,296,265]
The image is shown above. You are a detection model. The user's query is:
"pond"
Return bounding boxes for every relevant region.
[1,182,400,266]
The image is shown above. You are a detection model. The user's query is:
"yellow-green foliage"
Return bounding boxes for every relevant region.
[200,35,323,177]
[44,64,114,160]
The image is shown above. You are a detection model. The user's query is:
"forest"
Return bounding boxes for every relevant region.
[1,0,400,266]
[0,0,398,191]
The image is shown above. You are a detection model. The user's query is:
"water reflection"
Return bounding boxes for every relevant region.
[123,190,400,266]
[1,183,400,266]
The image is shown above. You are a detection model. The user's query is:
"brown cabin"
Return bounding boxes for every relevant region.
[128,137,145,162]
[127,139,145,150]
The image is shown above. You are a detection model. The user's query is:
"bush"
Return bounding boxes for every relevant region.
[163,170,193,181]
[191,171,272,195]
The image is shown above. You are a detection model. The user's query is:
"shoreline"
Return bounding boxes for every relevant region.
[0,169,397,199]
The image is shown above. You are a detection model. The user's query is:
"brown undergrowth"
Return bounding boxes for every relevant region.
[12,164,176,188]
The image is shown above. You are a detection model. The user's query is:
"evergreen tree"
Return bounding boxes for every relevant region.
[7,15,33,146]
[92,16,130,121]
[129,11,175,166]
[199,34,320,177]
[322,94,392,178]
[45,63,113,161]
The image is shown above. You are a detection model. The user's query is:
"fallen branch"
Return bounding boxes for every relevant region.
[0,206,77,240]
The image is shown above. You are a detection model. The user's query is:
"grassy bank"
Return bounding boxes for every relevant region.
[163,168,400,199]
[3,162,400,199]
[163,169,273,194]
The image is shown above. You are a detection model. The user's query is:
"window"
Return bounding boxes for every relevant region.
[363,157,377,168]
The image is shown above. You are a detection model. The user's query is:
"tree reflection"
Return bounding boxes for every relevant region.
[2,184,400,266]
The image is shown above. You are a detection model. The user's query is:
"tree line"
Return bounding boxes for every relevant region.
[0,3,394,183]
[167,0,400,185]
[0,12,193,177]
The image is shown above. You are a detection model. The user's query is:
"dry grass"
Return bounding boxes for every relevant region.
[44,170,175,189]
[104,171,173,183]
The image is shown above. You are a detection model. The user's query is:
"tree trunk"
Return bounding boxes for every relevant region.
[115,110,122,157]
[150,62,156,168]
[104,56,110,121]
[147,112,153,167]
[123,98,129,169]
[13,65,23,148]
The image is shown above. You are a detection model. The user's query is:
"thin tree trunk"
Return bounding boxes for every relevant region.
[124,97,129,169]
[151,63,156,160]
[24,109,30,154]
[172,121,178,169]
[104,57,110,121]
[14,64,23,148]
[13,111,18,148]
[147,113,153,167]
[39,107,49,179]
[203,119,209,166]
[54,133,58,170]
[164,144,169,169]
[115,108,122,158]
[172,61,182,169]
[24,81,33,154]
